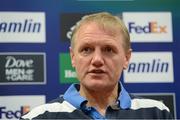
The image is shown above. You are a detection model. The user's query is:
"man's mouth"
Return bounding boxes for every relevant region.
[88,69,106,74]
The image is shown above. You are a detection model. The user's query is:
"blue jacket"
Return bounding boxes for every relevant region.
[21,83,173,119]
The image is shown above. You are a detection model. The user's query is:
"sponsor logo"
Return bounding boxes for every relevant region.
[133,93,176,118]
[0,95,45,120]
[0,12,46,43]
[0,53,46,85]
[0,106,30,119]
[59,53,79,83]
[60,13,87,42]
[128,22,167,34]
[122,12,173,42]
[123,52,174,83]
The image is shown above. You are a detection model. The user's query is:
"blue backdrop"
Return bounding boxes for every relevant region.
[0,0,179,119]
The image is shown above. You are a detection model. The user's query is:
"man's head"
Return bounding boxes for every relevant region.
[70,12,131,53]
[70,12,132,92]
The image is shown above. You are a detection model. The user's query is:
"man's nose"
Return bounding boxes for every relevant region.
[91,49,104,67]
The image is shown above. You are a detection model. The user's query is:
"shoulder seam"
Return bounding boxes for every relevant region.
[22,100,76,119]
[131,98,170,112]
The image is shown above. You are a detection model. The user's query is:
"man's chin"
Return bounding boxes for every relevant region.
[85,82,112,92]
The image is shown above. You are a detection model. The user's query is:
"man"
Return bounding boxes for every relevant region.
[21,12,173,119]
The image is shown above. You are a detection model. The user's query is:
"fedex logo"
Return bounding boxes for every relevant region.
[128,22,167,34]
[0,106,30,119]
[0,95,45,120]
[122,12,173,42]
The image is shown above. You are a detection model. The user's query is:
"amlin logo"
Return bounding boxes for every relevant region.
[59,53,79,84]
[0,12,46,43]
[123,52,174,83]
[122,12,173,42]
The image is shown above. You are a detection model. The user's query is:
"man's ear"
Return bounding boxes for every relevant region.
[123,49,132,69]
[69,47,75,67]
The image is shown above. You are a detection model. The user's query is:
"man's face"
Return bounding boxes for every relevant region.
[70,22,131,92]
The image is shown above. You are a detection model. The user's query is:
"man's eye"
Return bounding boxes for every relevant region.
[104,47,113,53]
[81,47,92,54]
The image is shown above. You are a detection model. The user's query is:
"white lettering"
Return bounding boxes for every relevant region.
[5,56,33,68]
[65,70,76,78]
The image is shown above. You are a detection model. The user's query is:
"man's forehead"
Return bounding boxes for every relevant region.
[77,22,122,38]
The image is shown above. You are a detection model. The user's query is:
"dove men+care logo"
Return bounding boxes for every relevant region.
[0,53,46,85]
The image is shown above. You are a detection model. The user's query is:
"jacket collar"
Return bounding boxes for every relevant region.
[63,82,131,109]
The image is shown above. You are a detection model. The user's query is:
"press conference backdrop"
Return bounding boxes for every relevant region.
[0,0,179,119]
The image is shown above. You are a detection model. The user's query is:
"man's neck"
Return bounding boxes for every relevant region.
[79,84,119,116]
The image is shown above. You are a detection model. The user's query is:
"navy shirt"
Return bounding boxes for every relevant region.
[63,83,131,119]
[21,83,173,119]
